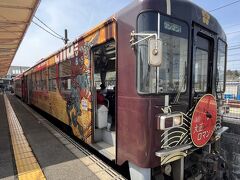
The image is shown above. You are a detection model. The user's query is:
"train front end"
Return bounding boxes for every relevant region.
[116,0,228,179]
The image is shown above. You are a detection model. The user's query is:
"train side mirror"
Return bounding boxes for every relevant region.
[148,39,163,67]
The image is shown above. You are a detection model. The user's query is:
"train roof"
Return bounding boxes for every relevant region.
[116,0,226,40]
[13,73,23,81]
[24,17,116,74]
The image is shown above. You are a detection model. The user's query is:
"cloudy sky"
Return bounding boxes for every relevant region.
[12,0,240,70]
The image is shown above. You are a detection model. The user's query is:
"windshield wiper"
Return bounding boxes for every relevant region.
[172,63,187,104]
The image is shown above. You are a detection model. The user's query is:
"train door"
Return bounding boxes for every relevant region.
[191,25,215,105]
[29,74,33,104]
[24,76,29,103]
[91,40,117,160]
[27,75,31,104]
[21,79,24,100]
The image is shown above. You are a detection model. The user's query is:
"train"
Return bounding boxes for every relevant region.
[14,0,229,179]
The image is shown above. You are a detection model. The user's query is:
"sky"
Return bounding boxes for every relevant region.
[12,0,240,70]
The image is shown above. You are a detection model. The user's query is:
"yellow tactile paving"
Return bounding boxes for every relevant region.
[4,95,46,180]
[80,155,96,166]
[80,155,120,180]
[18,169,45,180]
[88,163,105,173]
[95,171,115,180]
[15,152,34,161]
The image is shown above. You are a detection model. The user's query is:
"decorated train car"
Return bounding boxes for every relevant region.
[13,74,23,97]
[14,0,229,179]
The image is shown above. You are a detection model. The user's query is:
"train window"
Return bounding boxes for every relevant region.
[40,70,43,90]
[217,40,227,92]
[60,78,71,91]
[48,65,57,91]
[40,71,43,90]
[48,79,57,91]
[194,48,208,92]
[93,41,116,90]
[137,12,188,94]
[36,71,41,90]
[42,68,48,90]
[31,73,35,90]
[59,60,71,77]
[59,60,71,92]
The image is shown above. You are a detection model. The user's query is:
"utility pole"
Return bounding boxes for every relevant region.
[64,29,69,44]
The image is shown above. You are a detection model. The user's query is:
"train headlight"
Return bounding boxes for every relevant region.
[173,116,182,126]
[157,113,183,130]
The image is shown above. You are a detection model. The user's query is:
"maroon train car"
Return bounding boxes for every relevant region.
[115,0,227,179]
[13,74,23,98]
[14,0,229,179]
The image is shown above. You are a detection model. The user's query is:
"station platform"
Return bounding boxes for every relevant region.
[0,93,124,180]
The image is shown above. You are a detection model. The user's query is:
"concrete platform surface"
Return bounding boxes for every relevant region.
[0,94,15,179]
[0,94,125,180]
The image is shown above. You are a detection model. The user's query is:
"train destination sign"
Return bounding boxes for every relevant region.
[190,94,217,147]
[164,21,182,33]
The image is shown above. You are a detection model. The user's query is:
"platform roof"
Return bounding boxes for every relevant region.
[0,0,40,78]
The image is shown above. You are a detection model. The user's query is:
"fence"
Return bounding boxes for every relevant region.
[223,82,240,119]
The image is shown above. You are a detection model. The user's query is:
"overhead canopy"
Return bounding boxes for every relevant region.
[0,0,40,78]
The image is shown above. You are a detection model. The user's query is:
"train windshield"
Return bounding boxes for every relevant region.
[137,12,188,94]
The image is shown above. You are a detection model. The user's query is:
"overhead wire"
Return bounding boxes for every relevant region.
[2,1,240,62]
[33,15,64,39]
[228,58,240,61]
[225,23,240,29]
[32,20,64,41]
[227,30,240,35]
[228,45,240,48]
[228,43,240,49]
[228,47,240,51]
[210,0,240,12]
[228,41,240,45]
[228,53,240,56]
[0,13,65,43]
[228,44,240,48]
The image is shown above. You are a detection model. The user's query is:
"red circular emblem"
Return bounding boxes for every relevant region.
[190,94,217,147]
